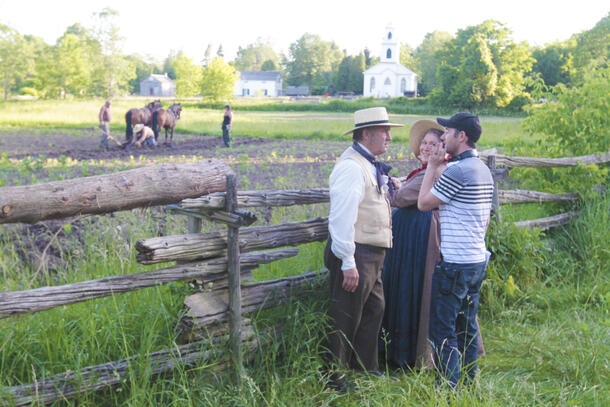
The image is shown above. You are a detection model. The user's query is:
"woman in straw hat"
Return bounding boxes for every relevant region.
[380,120,485,369]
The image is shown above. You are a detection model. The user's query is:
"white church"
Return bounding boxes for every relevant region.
[363,24,418,98]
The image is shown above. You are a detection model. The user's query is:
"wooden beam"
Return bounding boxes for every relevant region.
[0,249,299,319]
[183,270,325,329]
[499,189,579,204]
[0,160,232,225]
[479,151,610,168]
[2,323,262,406]
[135,217,329,265]
[514,211,578,230]
[180,188,331,210]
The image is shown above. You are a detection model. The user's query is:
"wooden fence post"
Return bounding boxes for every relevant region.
[488,155,501,222]
[187,215,202,234]
[226,174,244,380]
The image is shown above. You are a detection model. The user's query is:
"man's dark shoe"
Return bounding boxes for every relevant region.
[327,374,358,394]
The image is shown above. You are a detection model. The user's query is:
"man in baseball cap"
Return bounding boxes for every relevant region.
[418,112,493,388]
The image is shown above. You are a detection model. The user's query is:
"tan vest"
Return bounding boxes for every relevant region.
[339,147,392,248]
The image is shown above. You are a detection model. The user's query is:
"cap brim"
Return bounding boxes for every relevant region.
[436,117,453,128]
[342,122,404,136]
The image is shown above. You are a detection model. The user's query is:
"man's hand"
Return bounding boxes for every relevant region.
[428,142,446,168]
[390,177,401,190]
[342,267,359,292]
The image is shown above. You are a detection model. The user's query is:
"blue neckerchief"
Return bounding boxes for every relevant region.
[448,148,478,162]
[352,142,394,195]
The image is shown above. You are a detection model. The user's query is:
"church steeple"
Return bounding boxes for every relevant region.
[381,23,398,64]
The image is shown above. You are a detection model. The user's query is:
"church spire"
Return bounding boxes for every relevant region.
[381,23,399,63]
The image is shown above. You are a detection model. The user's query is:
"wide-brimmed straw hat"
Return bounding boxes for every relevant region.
[133,124,145,133]
[409,119,445,157]
[342,107,404,136]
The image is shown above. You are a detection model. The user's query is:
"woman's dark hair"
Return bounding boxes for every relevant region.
[427,128,443,138]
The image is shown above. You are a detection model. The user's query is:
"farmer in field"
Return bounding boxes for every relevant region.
[221,104,233,147]
[98,99,112,150]
[324,107,402,393]
[126,123,157,148]
[418,113,493,388]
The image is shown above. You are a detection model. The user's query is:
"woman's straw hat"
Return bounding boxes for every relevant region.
[342,107,404,136]
[409,119,445,157]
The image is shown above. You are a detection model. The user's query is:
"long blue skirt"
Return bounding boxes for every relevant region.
[380,206,432,367]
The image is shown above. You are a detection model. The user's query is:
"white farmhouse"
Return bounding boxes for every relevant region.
[234,71,282,97]
[140,73,176,97]
[363,24,418,98]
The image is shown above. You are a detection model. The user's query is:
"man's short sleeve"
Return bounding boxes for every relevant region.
[432,164,464,203]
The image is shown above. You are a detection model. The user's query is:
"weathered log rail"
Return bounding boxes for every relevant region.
[0,160,231,225]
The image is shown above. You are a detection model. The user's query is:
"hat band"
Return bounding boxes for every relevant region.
[354,119,390,128]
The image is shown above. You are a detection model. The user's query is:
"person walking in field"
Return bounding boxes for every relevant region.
[324,107,402,393]
[98,99,112,150]
[221,104,233,147]
[418,113,493,388]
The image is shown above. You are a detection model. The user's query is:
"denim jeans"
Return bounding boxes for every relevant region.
[429,259,486,387]
[222,124,231,147]
[99,122,109,148]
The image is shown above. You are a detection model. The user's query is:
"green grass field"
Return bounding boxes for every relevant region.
[0,99,607,406]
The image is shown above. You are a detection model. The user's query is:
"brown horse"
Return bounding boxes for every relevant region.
[152,103,182,144]
[125,100,162,141]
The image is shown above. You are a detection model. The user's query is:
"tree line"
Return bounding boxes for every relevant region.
[0,9,607,109]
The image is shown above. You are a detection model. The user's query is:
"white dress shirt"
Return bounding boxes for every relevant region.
[328,143,378,271]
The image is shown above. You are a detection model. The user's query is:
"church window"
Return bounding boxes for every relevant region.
[370,77,375,92]
[386,48,392,59]
[384,77,391,86]
[388,32,392,40]
[401,78,406,93]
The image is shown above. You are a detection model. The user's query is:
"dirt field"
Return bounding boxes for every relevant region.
[0,128,277,160]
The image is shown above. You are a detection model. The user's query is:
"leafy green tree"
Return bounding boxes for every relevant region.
[285,33,343,94]
[335,53,365,93]
[414,30,452,96]
[202,44,213,68]
[234,38,280,71]
[432,20,533,108]
[200,57,237,102]
[261,59,278,71]
[531,43,573,87]
[0,24,34,99]
[399,43,416,71]
[570,12,609,84]
[36,33,92,98]
[217,45,224,57]
[90,7,135,96]
[173,54,203,97]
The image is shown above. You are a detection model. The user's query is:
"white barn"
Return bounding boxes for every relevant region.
[140,74,176,97]
[234,71,282,97]
[363,24,418,98]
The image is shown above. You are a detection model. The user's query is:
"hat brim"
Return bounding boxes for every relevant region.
[342,122,404,136]
[409,120,445,157]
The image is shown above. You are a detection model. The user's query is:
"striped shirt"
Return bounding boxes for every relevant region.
[431,155,493,263]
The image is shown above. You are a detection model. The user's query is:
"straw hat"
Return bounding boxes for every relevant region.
[133,124,145,133]
[342,107,404,136]
[409,119,445,157]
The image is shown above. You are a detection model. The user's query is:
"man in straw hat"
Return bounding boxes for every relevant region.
[418,112,493,388]
[324,107,403,393]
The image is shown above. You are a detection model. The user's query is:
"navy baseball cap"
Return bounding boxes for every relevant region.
[437,112,482,144]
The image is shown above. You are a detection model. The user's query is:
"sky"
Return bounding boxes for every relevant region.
[1,0,607,64]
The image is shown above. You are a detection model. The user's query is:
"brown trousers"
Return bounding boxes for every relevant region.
[325,239,386,372]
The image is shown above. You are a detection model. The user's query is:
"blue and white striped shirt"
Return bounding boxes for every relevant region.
[432,156,493,264]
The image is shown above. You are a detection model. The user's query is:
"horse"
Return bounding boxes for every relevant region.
[152,103,182,144]
[124,100,163,141]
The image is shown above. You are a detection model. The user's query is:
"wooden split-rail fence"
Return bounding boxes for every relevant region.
[0,150,608,405]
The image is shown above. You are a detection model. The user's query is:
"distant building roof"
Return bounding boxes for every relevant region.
[238,71,282,81]
[142,74,176,84]
[363,62,417,76]
[284,86,309,96]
